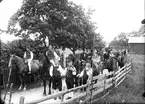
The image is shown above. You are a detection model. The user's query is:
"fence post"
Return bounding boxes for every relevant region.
[9,83,13,104]
[86,78,91,104]
[61,94,65,102]
[125,63,130,88]
[19,96,25,104]
[2,68,6,89]
[103,74,106,95]
[112,71,116,87]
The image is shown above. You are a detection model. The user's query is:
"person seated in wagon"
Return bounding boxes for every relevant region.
[23,47,34,74]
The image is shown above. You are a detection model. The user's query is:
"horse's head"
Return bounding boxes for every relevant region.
[110,56,118,71]
[8,54,16,68]
[8,54,23,68]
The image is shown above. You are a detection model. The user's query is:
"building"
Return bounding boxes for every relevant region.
[128,37,145,55]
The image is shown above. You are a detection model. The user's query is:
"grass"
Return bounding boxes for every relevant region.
[93,54,145,103]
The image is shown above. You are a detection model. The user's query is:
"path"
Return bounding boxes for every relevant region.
[1,86,83,104]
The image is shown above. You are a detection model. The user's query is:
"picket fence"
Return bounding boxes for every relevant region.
[17,62,132,104]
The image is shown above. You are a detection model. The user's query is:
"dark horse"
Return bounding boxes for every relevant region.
[8,54,52,95]
[39,53,52,95]
[102,55,118,78]
[8,54,41,91]
[116,51,127,69]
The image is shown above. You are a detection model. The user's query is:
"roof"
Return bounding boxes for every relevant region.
[128,37,145,43]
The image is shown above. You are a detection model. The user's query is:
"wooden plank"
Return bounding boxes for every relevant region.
[115,65,126,75]
[103,75,106,95]
[115,76,126,87]
[19,96,25,104]
[2,68,6,88]
[93,80,104,89]
[60,93,86,104]
[116,67,131,83]
[115,63,131,75]
[92,83,113,97]
[25,84,87,104]
[116,71,126,83]
[116,65,131,78]
[9,83,14,104]
[115,66,131,78]
[93,72,114,81]
[86,79,91,104]
[92,77,113,89]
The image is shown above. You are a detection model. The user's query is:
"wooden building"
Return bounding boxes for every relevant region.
[128,37,145,55]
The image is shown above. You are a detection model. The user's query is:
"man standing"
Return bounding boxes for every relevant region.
[24,47,34,74]
[46,45,60,66]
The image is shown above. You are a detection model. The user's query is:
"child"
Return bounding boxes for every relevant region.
[49,58,63,100]
[65,54,76,99]
[77,60,93,86]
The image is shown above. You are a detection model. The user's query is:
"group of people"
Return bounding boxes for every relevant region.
[23,46,94,99]
[23,45,127,100]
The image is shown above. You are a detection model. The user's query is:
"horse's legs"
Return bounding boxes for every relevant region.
[18,74,23,90]
[23,74,27,91]
[42,78,46,96]
[48,77,52,95]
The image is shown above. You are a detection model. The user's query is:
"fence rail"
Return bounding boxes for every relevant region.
[18,62,132,104]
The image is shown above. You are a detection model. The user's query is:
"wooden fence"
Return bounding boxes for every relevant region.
[18,62,132,104]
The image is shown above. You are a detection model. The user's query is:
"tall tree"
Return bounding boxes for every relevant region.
[109,32,128,50]
[7,0,104,53]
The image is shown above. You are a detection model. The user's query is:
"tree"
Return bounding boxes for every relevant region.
[109,32,128,50]
[7,0,104,53]
[94,34,105,51]
[127,25,145,37]
[138,25,145,36]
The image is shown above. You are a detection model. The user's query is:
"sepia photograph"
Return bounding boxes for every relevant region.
[0,0,145,104]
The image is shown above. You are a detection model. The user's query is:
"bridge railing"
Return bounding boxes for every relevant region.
[19,62,132,104]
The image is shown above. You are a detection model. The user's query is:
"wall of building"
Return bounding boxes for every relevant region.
[129,43,145,55]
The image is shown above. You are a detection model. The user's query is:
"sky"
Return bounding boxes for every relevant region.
[0,0,144,43]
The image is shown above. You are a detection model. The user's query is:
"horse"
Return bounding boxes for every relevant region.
[102,54,118,78]
[8,54,52,96]
[8,54,41,91]
[39,53,52,95]
[116,50,127,69]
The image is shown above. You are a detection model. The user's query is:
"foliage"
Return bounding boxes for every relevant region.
[138,25,145,36]
[109,32,128,50]
[7,0,105,53]
[0,38,45,72]
[127,25,145,37]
